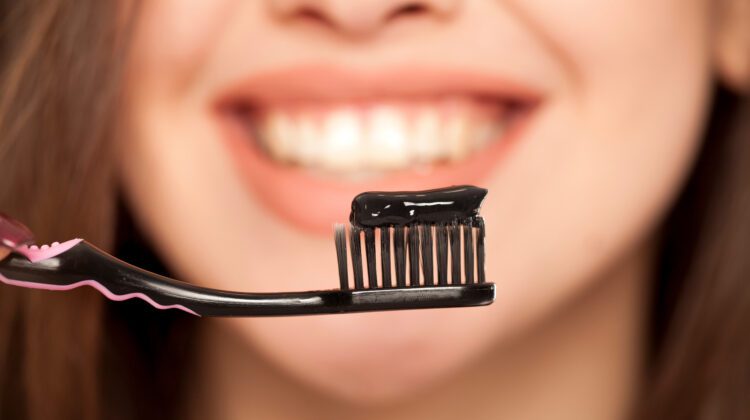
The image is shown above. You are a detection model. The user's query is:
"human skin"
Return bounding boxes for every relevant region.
[120,0,748,418]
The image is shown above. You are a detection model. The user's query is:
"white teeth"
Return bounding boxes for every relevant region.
[252,99,508,173]
[321,108,363,171]
[263,112,293,161]
[296,115,318,166]
[412,108,441,163]
[367,106,409,170]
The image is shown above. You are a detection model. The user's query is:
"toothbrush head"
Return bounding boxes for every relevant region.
[331,185,494,311]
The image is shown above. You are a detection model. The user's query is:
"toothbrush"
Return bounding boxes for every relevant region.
[0,186,495,316]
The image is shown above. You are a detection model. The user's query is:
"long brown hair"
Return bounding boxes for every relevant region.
[0,2,748,420]
[0,1,121,419]
[642,88,750,418]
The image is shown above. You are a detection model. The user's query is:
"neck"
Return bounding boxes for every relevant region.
[185,246,649,420]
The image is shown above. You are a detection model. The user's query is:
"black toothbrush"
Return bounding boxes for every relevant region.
[0,186,495,316]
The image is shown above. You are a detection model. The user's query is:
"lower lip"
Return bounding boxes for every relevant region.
[215,107,534,234]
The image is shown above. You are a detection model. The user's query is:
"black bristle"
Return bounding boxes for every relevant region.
[463,221,474,284]
[419,225,434,286]
[380,227,392,288]
[436,223,448,285]
[394,227,407,287]
[350,226,364,289]
[336,186,490,294]
[364,228,378,288]
[449,222,462,285]
[342,219,481,290]
[476,217,486,283]
[408,226,420,286]
[334,224,349,290]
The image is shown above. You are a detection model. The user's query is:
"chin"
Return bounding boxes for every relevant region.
[229,305,499,404]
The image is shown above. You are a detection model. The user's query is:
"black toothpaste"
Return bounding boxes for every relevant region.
[350,185,487,228]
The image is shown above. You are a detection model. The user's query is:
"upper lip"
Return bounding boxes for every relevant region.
[213,65,544,108]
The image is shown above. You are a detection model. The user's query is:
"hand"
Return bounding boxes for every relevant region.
[0,212,34,260]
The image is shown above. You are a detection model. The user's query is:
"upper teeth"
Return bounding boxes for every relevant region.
[248,98,507,174]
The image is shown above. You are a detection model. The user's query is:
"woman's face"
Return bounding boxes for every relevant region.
[122,0,714,403]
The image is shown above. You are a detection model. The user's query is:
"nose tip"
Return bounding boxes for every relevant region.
[268,0,460,39]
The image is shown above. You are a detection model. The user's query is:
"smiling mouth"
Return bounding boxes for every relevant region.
[214,66,540,232]
[228,95,527,180]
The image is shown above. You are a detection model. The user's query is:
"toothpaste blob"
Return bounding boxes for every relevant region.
[350,185,487,228]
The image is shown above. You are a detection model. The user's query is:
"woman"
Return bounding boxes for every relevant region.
[0,0,748,419]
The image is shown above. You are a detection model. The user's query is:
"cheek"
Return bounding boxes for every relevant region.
[128,0,236,99]
[484,0,713,333]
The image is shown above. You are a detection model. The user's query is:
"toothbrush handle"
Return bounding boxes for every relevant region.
[0,241,494,317]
